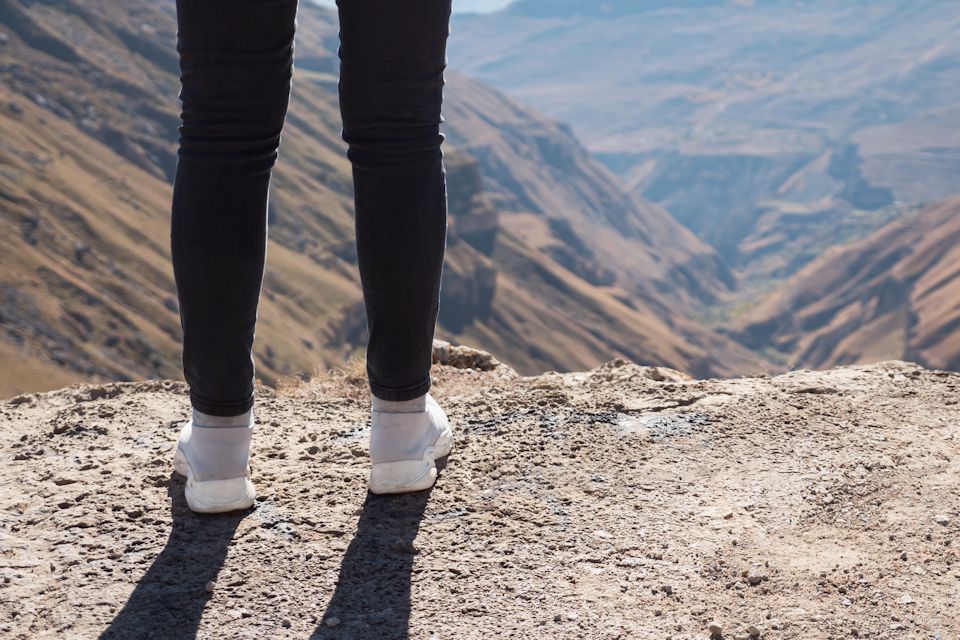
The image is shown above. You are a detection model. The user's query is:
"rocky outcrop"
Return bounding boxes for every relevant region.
[2,356,958,638]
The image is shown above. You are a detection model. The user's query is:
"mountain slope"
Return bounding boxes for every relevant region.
[729,195,960,371]
[0,0,763,397]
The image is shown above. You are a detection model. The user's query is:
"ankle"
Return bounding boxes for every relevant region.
[192,407,254,428]
[371,392,427,413]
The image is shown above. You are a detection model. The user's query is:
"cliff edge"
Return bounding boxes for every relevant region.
[1,347,958,639]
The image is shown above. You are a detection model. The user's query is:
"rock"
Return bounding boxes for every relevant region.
[205,581,216,593]
[898,593,914,605]
[934,514,950,526]
[281,619,291,628]
[432,339,500,371]
[325,616,340,628]
[747,625,760,638]
[708,621,723,638]
[747,574,765,586]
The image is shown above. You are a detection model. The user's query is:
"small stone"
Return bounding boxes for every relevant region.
[566,612,578,621]
[898,593,914,605]
[708,621,723,638]
[281,619,291,628]
[723,511,734,520]
[934,514,950,526]
[661,584,673,595]
[747,625,760,638]
[205,581,216,593]
[747,574,764,586]
[325,617,340,628]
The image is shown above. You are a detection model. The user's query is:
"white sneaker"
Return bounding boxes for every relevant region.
[368,393,454,494]
[172,420,257,514]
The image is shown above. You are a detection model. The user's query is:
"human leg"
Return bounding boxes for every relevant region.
[170,0,298,512]
[336,0,454,493]
[336,0,452,402]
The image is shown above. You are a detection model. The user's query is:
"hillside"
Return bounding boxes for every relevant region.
[448,0,960,283]
[2,349,959,638]
[730,195,960,372]
[0,0,763,398]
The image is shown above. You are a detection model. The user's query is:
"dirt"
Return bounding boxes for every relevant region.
[1,351,959,639]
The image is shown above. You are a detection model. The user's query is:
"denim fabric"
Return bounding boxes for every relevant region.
[172,0,452,415]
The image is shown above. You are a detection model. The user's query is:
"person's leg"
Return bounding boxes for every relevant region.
[171,0,298,512]
[336,0,454,494]
[336,0,452,402]
[172,0,297,416]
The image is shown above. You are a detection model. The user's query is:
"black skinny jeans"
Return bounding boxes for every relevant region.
[172,0,451,416]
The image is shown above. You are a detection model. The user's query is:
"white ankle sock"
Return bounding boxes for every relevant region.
[371,393,427,413]
[182,408,254,482]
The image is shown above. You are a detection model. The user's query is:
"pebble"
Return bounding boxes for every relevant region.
[934,514,950,526]
[708,621,723,637]
[747,574,765,586]
[325,616,340,628]
[205,581,216,593]
[281,619,291,628]
[747,625,760,638]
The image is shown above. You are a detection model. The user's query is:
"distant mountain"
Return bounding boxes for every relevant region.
[506,0,725,18]
[449,1,960,284]
[0,0,762,397]
[728,195,960,372]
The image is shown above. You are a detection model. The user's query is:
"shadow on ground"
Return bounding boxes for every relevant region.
[312,463,443,639]
[99,473,250,640]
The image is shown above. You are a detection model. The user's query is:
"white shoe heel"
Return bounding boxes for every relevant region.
[173,427,257,514]
[368,394,454,495]
[368,424,453,494]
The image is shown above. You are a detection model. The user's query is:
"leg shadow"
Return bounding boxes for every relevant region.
[99,472,252,640]
[311,477,439,639]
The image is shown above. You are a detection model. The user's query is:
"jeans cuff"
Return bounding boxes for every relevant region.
[369,375,432,402]
[190,391,255,417]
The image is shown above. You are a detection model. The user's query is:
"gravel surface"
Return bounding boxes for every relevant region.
[1,355,959,639]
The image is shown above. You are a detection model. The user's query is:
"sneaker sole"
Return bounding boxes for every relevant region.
[367,424,453,495]
[173,446,257,514]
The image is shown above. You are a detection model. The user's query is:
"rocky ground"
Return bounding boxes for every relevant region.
[1,346,959,639]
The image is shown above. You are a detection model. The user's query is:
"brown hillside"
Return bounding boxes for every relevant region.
[730,195,960,371]
[0,0,763,398]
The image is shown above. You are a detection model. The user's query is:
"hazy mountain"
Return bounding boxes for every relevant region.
[448,1,960,284]
[728,195,960,372]
[0,0,763,397]
[309,0,512,15]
